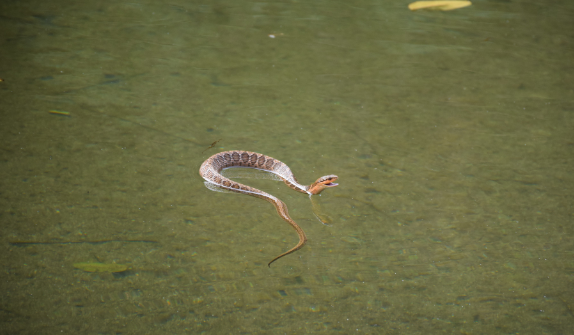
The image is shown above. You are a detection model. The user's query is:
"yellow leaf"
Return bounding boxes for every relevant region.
[409,1,472,11]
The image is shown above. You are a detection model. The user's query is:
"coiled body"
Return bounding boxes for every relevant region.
[199,150,338,266]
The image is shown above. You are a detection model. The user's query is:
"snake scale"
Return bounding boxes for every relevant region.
[199,150,338,267]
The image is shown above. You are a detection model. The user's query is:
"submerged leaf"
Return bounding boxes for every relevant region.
[73,262,128,273]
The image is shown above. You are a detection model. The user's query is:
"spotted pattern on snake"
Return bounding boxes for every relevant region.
[199,150,338,267]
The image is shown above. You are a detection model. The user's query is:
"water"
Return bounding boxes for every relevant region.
[1,0,573,333]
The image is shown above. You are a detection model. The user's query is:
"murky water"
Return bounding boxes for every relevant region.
[1,0,573,333]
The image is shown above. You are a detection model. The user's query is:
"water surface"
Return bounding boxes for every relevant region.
[1,0,573,333]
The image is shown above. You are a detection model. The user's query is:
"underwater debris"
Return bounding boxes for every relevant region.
[73,262,128,273]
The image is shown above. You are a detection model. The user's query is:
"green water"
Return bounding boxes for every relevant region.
[1,0,573,333]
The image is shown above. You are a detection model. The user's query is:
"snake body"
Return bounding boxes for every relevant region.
[199,150,338,266]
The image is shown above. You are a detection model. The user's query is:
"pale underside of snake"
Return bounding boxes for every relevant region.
[199,150,338,267]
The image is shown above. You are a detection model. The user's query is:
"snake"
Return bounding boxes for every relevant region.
[199,150,338,267]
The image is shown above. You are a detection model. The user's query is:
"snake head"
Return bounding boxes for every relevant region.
[308,174,338,195]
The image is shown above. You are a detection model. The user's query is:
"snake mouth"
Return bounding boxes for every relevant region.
[310,175,338,194]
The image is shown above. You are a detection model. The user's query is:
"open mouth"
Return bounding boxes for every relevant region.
[325,182,338,187]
